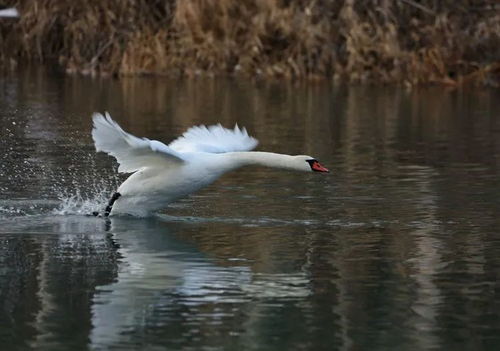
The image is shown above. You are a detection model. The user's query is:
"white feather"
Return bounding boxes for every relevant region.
[91,113,326,216]
[91,112,185,173]
[168,124,258,153]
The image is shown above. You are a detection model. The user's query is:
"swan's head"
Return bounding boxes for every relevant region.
[294,155,329,173]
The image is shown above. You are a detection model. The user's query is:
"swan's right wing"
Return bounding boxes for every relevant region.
[92,112,185,173]
[168,124,258,153]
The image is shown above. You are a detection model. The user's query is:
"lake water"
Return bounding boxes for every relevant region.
[1,68,500,350]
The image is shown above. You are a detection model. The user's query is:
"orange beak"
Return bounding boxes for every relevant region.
[312,161,329,173]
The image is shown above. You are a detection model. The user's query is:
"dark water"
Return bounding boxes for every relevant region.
[1,69,500,350]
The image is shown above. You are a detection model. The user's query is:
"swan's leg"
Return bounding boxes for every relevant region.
[104,192,121,217]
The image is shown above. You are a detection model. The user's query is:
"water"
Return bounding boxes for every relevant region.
[1,68,500,350]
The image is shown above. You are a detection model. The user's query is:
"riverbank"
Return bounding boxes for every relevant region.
[1,0,499,86]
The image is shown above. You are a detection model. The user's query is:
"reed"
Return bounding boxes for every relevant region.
[1,0,499,85]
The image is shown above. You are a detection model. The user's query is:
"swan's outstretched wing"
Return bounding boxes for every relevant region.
[168,124,258,153]
[92,112,185,173]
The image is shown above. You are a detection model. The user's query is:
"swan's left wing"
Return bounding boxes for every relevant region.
[92,112,185,173]
[168,124,258,153]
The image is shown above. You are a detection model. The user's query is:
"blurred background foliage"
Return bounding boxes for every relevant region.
[0,0,499,85]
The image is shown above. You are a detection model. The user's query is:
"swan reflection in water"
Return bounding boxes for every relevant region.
[89,217,310,348]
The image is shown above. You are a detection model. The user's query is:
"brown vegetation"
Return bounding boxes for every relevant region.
[1,0,499,85]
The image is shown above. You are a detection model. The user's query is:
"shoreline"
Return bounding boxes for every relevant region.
[1,1,499,86]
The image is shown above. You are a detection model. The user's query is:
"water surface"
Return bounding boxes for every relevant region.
[1,69,500,350]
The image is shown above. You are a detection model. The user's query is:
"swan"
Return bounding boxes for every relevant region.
[91,112,329,217]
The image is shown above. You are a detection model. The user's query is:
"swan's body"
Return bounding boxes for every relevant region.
[92,112,329,217]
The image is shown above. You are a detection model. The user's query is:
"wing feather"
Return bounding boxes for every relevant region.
[168,124,258,153]
[92,112,185,173]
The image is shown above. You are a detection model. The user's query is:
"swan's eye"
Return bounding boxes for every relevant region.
[306,159,329,173]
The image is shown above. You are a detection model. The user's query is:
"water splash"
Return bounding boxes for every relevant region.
[0,205,25,216]
[0,199,60,218]
[0,176,119,218]
[48,159,122,216]
[52,185,115,216]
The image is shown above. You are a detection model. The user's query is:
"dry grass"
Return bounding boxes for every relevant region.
[0,0,499,85]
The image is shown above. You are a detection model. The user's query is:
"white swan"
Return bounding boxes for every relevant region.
[92,112,329,217]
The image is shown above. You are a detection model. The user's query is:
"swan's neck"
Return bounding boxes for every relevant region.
[221,152,296,171]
